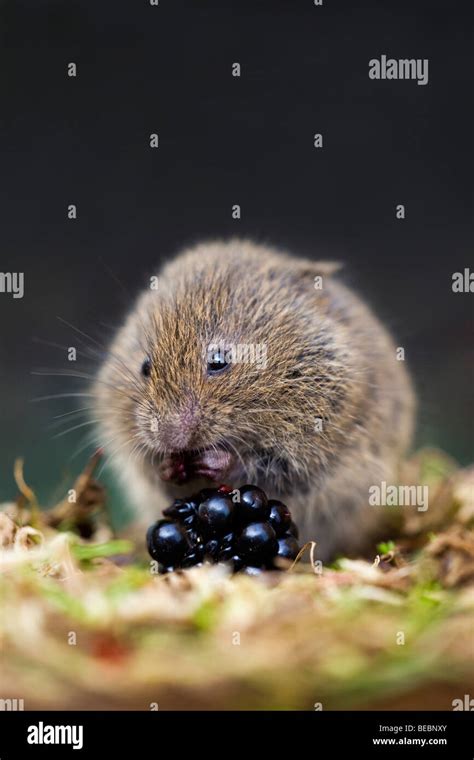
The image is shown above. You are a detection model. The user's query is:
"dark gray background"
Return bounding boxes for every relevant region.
[0,0,472,512]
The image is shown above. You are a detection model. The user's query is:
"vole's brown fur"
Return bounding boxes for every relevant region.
[94,239,415,561]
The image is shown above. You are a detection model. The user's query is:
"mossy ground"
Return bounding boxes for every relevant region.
[1,450,473,710]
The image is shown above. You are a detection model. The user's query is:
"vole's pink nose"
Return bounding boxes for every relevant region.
[160,404,200,452]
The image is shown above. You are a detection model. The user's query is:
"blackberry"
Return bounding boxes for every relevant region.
[218,545,235,562]
[146,485,301,573]
[203,538,220,560]
[146,519,190,567]
[163,498,197,522]
[268,500,292,537]
[237,485,269,523]
[275,535,300,561]
[231,555,245,572]
[288,521,299,539]
[197,493,234,536]
[181,544,205,568]
[236,522,278,564]
[198,487,216,502]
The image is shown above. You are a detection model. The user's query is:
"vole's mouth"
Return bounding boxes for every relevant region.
[158,448,233,485]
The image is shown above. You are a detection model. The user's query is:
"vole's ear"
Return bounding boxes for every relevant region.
[264,256,343,286]
[292,259,343,277]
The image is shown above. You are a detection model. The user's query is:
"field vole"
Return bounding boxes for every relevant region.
[94,239,415,561]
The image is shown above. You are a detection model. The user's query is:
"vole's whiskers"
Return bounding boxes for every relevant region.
[31,392,95,402]
[51,419,99,439]
[55,316,145,391]
[31,369,142,404]
[96,432,140,478]
[52,406,93,419]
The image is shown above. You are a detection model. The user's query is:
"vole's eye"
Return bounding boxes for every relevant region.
[141,357,152,377]
[207,350,230,375]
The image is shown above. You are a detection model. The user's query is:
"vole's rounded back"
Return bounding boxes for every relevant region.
[94,239,415,561]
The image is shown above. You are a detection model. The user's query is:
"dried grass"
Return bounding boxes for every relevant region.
[1,450,473,710]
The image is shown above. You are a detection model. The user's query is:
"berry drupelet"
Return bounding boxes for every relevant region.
[147,485,301,574]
